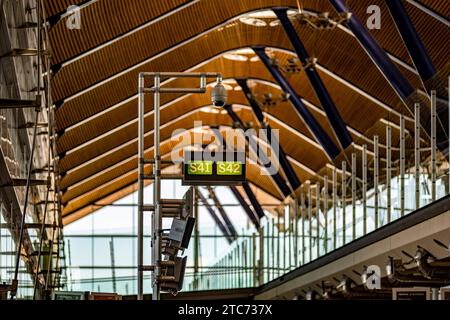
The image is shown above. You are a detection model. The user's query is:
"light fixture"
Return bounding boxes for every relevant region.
[223,53,249,62]
[246,10,277,19]
[200,106,221,114]
[200,106,228,115]
[232,48,255,55]
[222,79,237,85]
[239,17,267,27]
[223,49,258,63]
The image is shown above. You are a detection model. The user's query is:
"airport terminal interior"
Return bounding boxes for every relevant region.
[0,0,449,301]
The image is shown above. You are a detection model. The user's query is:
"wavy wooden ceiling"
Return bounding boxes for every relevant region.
[46,0,450,223]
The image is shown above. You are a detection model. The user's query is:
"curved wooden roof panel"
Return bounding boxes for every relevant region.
[46,1,449,223]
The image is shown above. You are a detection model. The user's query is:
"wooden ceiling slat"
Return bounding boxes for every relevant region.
[416,0,450,21]
[50,0,300,101]
[49,0,188,64]
[54,22,410,132]
[43,0,85,18]
[405,2,450,74]
[47,1,449,224]
[55,58,270,153]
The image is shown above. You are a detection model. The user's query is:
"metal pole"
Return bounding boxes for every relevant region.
[288,208,292,270]
[374,135,379,229]
[387,124,392,223]
[351,153,356,240]
[109,237,117,293]
[33,153,52,298]
[307,184,312,261]
[231,248,234,288]
[415,103,421,210]
[252,232,256,287]
[137,75,145,301]
[271,217,275,280]
[400,115,405,216]
[237,243,241,287]
[12,103,40,299]
[323,176,328,253]
[153,75,162,300]
[316,182,320,259]
[333,168,337,249]
[45,224,56,292]
[301,192,305,265]
[277,213,280,276]
[258,227,264,286]
[431,90,437,201]
[294,198,299,267]
[362,145,368,234]
[265,219,270,282]
[283,211,287,271]
[242,240,245,288]
[193,190,199,290]
[243,239,247,287]
[341,162,346,245]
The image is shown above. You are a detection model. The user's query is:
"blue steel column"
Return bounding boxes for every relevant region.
[223,105,292,197]
[329,0,415,102]
[329,0,449,158]
[236,78,302,191]
[197,189,234,244]
[229,185,261,228]
[253,46,340,160]
[206,186,238,240]
[272,7,352,150]
[385,0,436,88]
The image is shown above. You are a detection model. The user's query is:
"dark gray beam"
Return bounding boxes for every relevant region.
[236,78,302,192]
[205,186,238,240]
[329,0,415,102]
[272,7,353,150]
[385,0,437,89]
[253,46,340,160]
[196,189,234,244]
[223,104,292,197]
[229,186,261,229]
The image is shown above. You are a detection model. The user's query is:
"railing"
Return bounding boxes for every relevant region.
[188,75,450,291]
[189,174,448,291]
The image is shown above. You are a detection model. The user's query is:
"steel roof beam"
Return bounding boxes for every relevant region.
[223,104,292,197]
[229,185,261,228]
[205,186,238,240]
[385,0,437,91]
[253,46,340,160]
[196,189,234,244]
[211,126,265,224]
[236,78,302,191]
[273,7,353,151]
[329,0,415,103]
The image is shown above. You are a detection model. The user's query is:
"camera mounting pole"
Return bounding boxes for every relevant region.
[137,72,223,301]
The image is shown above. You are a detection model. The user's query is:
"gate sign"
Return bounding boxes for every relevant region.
[183,151,246,186]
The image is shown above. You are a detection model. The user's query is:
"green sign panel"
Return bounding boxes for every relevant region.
[217,161,242,176]
[187,161,213,175]
[183,151,246,186]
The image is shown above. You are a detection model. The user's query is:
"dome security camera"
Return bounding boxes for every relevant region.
[211,77,227,108]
